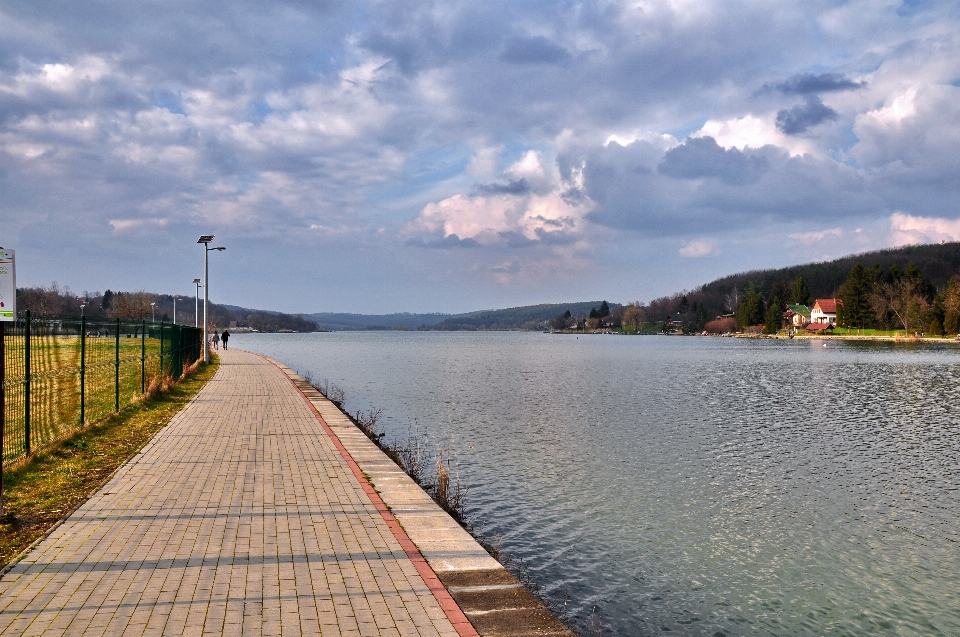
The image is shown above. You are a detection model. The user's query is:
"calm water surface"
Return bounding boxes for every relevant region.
[232,332,960,636]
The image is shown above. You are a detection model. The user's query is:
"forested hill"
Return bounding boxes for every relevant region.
[304,312,452,331]
[433,301,612,330]
[648,241,960,322]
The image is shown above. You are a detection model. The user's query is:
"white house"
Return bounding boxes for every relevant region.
[810,299,840,326]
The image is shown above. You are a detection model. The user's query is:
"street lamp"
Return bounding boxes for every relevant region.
[193,278,202,327]
[198,234,225,363]
[173,295,179,325]
[80,302,86,317]
[150,302,156,323]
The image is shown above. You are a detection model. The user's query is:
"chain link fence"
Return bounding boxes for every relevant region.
[0,313,202,466]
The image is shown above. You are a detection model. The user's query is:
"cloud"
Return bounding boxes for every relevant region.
[658,136,769,185]
[679,238,718,257]
[775,96,839,134]
[890,212,960,245]
[500,36,571,65]
[770,72,866,94]
[2,0,960,312]
[405,234,480,249]
[788,227,843,244]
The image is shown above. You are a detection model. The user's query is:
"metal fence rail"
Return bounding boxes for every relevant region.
[0,313,202,466]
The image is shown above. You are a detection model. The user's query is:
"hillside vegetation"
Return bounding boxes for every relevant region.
[644,241,960,333]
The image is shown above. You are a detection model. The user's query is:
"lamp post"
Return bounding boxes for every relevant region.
[173,295,179,325]
[198,235,225,363]
[193,278,202,327]
[150,302,156,323]
[80,302,86,317]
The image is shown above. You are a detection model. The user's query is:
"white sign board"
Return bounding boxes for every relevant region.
[0,248,15,321]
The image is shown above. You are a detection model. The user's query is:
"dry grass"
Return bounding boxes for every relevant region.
[0,355,220,569]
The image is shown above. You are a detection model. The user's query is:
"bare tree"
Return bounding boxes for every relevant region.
[110,290,153,321]
[871,278,921,335]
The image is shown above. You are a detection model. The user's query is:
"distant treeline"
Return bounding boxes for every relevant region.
[15,285,318,333]
[432,302,614,331]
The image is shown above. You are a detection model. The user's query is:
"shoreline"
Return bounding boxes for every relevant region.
[268,358,576,637]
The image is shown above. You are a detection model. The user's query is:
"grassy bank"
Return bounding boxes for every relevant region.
[0,355,219,570]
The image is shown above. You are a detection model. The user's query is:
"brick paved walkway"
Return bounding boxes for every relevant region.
[0,349,464,636]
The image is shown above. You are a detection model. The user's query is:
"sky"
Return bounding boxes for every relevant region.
[2,0,960,314]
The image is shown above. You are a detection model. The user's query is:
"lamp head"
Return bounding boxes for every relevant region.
[215,246,226,251]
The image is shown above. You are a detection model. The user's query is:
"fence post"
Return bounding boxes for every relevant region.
[115,318,120,412]
[141,320,146,394]
[159,322,164,376]
[80,316,86,426]
[23,311,30,456]
[1,321,5,516]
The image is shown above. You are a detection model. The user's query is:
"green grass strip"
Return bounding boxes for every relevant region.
[0,355,220,569]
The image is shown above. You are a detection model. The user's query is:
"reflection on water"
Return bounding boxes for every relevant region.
[233,332,960,636]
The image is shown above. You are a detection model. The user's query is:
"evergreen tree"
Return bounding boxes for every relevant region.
[735,283,765,330]
[599,300,610,317]
[695,301,707,331]
[589,307,599,319]
[790,276,810,306]
[840,263,872,329]
[763,281,789,334]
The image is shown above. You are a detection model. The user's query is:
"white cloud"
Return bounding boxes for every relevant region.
[890,212,960,246]
[678,238,718,257]
[788,227,843,244]
[696,114,816,156]
[409,150,593,245]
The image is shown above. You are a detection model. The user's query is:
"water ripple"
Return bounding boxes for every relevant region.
[235,332,960,636]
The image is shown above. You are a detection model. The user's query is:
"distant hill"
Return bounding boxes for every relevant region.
[433,301,613,331]
[303,312,452,331]
[302,302,615,331]
[648,241,960,323]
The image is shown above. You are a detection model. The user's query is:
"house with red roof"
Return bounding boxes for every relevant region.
[809,298,841,328]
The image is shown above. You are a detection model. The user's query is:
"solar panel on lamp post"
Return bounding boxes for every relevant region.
[198,235,225,363]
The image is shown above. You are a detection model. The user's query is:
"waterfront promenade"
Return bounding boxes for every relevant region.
[0,350,472,636]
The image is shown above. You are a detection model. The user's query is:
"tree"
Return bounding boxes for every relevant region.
[763,281,789,334]
[550,310,572,331]
[589,307,599,319]
[621,304,644,331]
[943,277,960,334]
[110,290,153,321]
[599,300,610,317]
[735,283,764,330]
[839,263,873,330]
[101,289,114,310]
[871,278,922,335]
[694,301,707,332]
[790,276,810,306]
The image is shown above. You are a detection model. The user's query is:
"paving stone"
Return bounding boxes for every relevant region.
[0,350,467,636]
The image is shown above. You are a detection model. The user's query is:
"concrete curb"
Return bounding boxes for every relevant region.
[265,356,574,637]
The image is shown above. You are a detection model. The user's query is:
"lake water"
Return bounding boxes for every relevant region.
[231,332,960,636]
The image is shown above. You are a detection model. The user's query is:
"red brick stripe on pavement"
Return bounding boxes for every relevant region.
[267,357,482,637]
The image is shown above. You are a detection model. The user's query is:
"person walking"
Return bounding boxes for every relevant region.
[212,331,220,350]
[221,330,230,350]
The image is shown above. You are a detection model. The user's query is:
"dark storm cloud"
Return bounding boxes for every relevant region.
[657,137,769,185]
[775,96,840,134]
[579,138,880,237]
[771,72,866,94]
